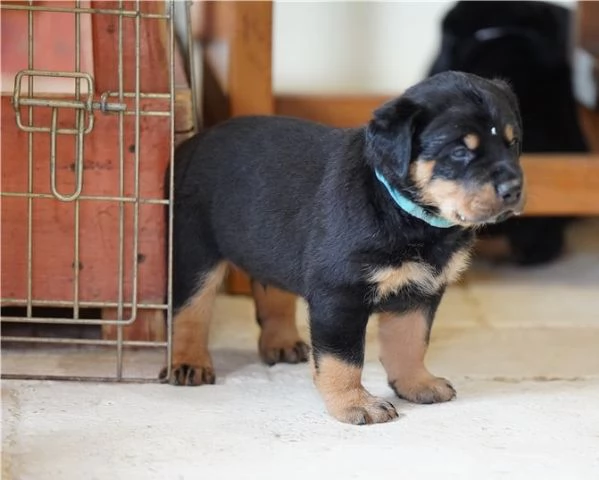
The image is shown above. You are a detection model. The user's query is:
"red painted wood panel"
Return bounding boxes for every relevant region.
[1,96,169,305]
[1,1,94,94]
[91,1,169,94]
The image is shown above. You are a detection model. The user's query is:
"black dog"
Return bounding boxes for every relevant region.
[163,71,525,425]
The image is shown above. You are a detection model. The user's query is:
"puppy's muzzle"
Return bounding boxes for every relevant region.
[489,174,525,223]
[496,177,522,207]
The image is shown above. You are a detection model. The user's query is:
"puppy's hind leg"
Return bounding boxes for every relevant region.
[161,212,227,386]
[251,282,310,366]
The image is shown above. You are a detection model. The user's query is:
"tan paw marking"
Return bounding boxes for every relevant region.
[391,375,456,404]
[259,336,310,366]
[327,389,399,425]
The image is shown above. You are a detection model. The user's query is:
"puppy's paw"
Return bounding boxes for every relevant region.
[259,337,310,366]
[327,390,399,425]
[159,363,216,386]
[391,375,456,404]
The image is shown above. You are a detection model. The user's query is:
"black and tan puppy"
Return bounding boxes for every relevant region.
[163,71,525,425]
[429,1,587,265]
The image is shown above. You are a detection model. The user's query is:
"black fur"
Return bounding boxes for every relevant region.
[171,71,521,382]
[428,1,589,265]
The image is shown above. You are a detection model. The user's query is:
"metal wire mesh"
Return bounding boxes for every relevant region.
[0,0,192,383]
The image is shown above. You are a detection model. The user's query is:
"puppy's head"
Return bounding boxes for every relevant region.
[366,71,525,227]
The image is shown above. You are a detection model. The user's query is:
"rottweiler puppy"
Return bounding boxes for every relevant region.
[428,1,587,265]
[162,71,525,425]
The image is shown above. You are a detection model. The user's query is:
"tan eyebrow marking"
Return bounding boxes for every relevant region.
[504,124,515,143]
[463,133,480,150]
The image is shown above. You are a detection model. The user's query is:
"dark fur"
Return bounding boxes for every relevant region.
[170,71,522,403]
[428,1,589,265]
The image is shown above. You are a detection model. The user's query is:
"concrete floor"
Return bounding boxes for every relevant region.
[2,220,599,479]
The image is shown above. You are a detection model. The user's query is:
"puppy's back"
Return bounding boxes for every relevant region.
[172,115,349,290]
[174,116,337,197]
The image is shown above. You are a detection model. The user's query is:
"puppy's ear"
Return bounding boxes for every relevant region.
[365,97,421,180]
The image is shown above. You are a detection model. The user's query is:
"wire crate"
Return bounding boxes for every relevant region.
[1,0,196,382]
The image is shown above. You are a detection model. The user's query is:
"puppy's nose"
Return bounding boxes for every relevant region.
[496,178,522,205]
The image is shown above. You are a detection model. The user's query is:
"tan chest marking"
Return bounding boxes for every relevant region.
[443,248,472,284]
[368,248,472,300]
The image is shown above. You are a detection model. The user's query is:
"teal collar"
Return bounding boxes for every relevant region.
[374,169,455,229]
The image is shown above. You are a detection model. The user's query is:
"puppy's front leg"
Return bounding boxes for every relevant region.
[309,295,398,425]
[378,295,456,404]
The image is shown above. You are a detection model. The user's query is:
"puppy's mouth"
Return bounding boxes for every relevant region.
[490,210,519,223]
[454,207,523,226]
[452,187,527,226]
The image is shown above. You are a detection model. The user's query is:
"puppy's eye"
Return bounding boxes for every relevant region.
[451,146,473,162]
[509,138,519,148]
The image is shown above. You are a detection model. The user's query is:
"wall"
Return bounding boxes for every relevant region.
[273,0,576,95]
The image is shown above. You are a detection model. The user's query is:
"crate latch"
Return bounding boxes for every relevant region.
[12,69,127,202]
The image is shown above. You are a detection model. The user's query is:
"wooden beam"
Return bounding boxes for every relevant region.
[194,0,236,43]
[277,95,599,146]
[276,94,389,128]
[521,155,599,215]
[200,1,273,121]
[227,1,273,116]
